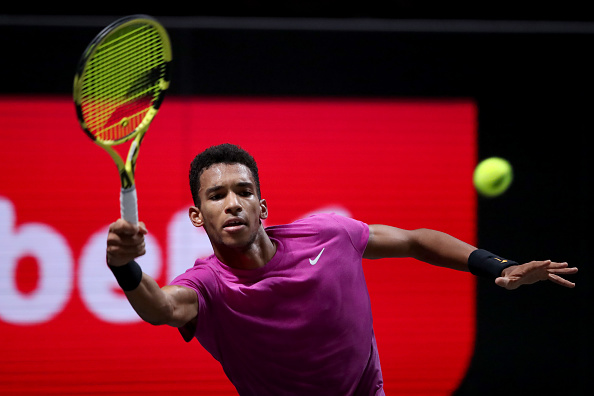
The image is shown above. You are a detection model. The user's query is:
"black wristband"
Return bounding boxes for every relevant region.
[468,249,518,278]
[108,260,143,291]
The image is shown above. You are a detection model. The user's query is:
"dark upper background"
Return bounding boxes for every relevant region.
[3,2,594,20]
[1,4,592,394]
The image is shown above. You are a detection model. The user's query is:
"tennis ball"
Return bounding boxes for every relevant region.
[473,157,513,197]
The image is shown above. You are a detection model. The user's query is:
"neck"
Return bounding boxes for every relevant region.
[214,226,277,270]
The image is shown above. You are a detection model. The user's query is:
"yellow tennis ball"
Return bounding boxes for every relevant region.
[473,157,513,197]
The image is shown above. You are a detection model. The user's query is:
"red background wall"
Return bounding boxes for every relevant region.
[0,96,477,395]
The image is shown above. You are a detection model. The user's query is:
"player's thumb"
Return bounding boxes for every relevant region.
[138,221,148,235]
[495,276,513,289]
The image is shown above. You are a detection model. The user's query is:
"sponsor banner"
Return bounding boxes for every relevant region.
[0,96,476,394]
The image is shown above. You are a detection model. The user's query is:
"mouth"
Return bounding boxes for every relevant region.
[222,218,247,232]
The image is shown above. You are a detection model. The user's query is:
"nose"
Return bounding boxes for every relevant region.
[224,192,242,215]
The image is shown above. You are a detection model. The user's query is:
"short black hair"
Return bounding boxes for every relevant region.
[189,143,261,206]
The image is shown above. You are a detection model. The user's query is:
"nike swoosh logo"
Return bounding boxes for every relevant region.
[309,248,325,265]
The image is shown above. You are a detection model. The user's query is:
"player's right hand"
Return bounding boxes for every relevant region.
[106,219,148,267]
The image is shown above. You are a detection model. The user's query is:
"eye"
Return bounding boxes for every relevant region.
[239,190,253,197]
[209,194,223,201]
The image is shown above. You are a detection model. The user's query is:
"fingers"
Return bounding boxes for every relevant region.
[526,260,578,276]
[545,262,577,288]
[495,259,578,290]
[107,228,145,248]
[109,218,146,235]
[546,262,578,273]
[548,267,578,275]
[106,235,146,253]
[548,273,576,288]
[138,221,148,235]
[531,260,552,269]
[106,219,148,266]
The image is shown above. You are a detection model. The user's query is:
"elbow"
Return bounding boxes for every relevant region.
[143,316,167,326]
[407,229,435,261]
[139,303,174,326]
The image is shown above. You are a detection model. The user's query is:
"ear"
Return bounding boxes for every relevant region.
[259,199,269,220]
[189,206,204,228]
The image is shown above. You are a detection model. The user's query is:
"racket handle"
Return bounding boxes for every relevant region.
[120,186,139,225]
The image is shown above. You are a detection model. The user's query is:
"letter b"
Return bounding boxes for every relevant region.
[0,198,74,324]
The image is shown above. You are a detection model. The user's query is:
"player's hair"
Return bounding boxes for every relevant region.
[189,143,261,206]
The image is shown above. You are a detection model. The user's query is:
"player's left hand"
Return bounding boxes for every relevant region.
[495,260,578,290]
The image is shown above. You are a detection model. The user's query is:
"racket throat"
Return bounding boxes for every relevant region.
[119,140,140,189]
[120,171,134,190]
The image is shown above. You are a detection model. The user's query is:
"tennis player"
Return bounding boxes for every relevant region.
[105,143,577,395]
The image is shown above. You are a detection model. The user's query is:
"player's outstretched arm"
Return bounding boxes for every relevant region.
[106,219,198,327]
[364,224,577,289]
[364,225,475,271]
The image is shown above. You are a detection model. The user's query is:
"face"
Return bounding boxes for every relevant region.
[189,163,268,252]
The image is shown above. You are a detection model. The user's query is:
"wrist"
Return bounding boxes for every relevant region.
[108,260,143,291]
[468,249,518,278]
[106,251,131,268]
[500,264,519,277]
[106,257,127,268]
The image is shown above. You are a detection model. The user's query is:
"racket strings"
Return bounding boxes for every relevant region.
[80,22,166,142]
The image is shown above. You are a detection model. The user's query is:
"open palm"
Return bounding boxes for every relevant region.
[495,260,578,290]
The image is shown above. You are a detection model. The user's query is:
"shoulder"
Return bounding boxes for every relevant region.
[303,212,368,233]
[325,213,370,253]
[324,212,368,231]
[267,212,363,232]
[267,213,369,249]
[169,255,220,291]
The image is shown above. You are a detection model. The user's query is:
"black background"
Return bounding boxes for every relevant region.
[1,6,591,394]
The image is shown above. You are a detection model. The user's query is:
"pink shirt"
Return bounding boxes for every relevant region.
[170,213,384,395]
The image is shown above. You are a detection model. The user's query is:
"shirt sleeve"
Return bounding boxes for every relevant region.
[327,213,370,256]
[169,262,217,321]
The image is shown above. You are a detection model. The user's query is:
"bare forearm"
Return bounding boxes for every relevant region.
[407,228,476,271]
[124,273,174,326]
[106,219,198,326]
[365,225,475,271]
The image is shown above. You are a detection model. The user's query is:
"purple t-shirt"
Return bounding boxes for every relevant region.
[170,213,384,395]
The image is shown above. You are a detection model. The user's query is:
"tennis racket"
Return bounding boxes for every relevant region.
[73,14,172,225]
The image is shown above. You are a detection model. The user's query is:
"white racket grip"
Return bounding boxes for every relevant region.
[120,186,139,225]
